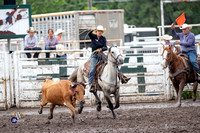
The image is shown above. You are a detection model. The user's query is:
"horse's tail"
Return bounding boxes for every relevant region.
[69,67,78,82]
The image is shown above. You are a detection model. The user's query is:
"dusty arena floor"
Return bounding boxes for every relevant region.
[1,99,200,133]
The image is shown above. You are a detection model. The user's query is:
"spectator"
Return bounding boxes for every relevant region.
[55,29,66,58]
[55,29,65,42]
[24,27,42,58]
[45,29,58,58]
[161,34,174,51]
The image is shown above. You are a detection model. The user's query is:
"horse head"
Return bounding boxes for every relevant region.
[162,45,174,69]
[108,46,124,65]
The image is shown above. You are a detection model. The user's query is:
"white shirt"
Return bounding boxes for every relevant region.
[25,34,38,48]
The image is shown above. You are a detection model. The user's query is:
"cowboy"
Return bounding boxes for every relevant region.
[24,27,42,58]
[171,23,200,76]
[88,25,130,92]
[6,6,19,24]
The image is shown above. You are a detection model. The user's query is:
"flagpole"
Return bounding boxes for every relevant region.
[160,0,165,36]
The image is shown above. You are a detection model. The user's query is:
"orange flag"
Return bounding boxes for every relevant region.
[176,12,186,26]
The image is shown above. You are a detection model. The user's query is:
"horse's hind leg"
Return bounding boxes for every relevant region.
[93,91,102,111]
[104,94,116,119]
[114,87,120,109]
[193,81,198,101]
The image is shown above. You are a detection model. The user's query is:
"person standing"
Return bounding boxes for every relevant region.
[24,27,42,58]
[171,23,200,76]
[45,29,59,58]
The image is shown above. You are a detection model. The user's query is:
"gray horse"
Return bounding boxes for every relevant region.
[69,46,124,118]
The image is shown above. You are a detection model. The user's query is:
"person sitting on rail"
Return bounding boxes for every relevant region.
[24,27,42,58]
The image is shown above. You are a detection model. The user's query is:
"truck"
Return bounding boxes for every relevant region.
[124,24,159,54]
[31,9,124,49]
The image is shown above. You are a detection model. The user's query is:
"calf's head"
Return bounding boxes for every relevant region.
[70,82,86,114]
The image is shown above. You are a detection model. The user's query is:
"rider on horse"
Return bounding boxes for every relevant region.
[88,25,130,92]
[5,6,19,24]
[171,23,200,78]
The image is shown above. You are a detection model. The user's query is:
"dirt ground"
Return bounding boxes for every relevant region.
[1,99,200,133]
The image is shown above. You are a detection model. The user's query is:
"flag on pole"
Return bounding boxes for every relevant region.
[176,12,186,26]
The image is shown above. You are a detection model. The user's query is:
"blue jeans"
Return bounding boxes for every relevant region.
[24,47,42,58]
[184,51,199,71]
[88,55,102,83]
[45,46,56,58]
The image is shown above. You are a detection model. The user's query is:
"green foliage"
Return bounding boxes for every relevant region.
[181,91,200,100]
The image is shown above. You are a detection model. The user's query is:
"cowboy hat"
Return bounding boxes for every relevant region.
[92,25,106,34]
[180,23,192,30]
[54,29,65,35]
[161,34,173,41]
[27,27,37,33]
[56,44,66,56]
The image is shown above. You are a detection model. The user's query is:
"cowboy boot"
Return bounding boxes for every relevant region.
[118,73,131,84]
[89,83,95,93]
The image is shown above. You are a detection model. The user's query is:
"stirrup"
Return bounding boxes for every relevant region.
[89,84,95,93]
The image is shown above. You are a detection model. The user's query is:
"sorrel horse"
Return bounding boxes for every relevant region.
[162,45,199,107]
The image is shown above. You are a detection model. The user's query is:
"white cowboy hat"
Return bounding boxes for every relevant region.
[54,29,65,35]
[27,27,37,33]
[161,34,173,41]
[56,44,66,56]
[180,23,192,30]
[93,25,106,34]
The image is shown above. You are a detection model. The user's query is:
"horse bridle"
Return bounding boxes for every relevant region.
[109,47,123,65]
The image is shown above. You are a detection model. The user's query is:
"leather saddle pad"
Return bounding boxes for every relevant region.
[83,60,104,78]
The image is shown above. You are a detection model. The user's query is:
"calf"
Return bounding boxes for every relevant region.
[38,79,85,123]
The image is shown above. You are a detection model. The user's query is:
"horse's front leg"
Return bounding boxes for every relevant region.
[176,80,185,107]
[92,91,102,111]
[114,87,120,109]
[104,93,116,119]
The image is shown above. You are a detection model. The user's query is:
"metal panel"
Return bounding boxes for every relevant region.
[95,11,124,46]
[0,52,12,110]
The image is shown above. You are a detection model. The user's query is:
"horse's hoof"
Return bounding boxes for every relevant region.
[174,103,181,108]
[114,105,120,110]
[78,107,83,114]
[193,98,196,102]
[38,110,42,114]
[48,116,53,119]
[113,115,116,119]
[97,105,101,112]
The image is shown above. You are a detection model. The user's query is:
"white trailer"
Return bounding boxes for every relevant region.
[31,10,124,48]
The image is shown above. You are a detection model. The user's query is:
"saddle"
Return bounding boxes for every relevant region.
[83,60,105,79]
[173,53,200,80]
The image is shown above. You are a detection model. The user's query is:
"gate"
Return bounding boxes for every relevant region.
[0,52,13,110]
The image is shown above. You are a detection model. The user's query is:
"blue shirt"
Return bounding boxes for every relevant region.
[172,29,196,52]
[45,36,59,48]
[25,34,38,48]
[165,41,174,51]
